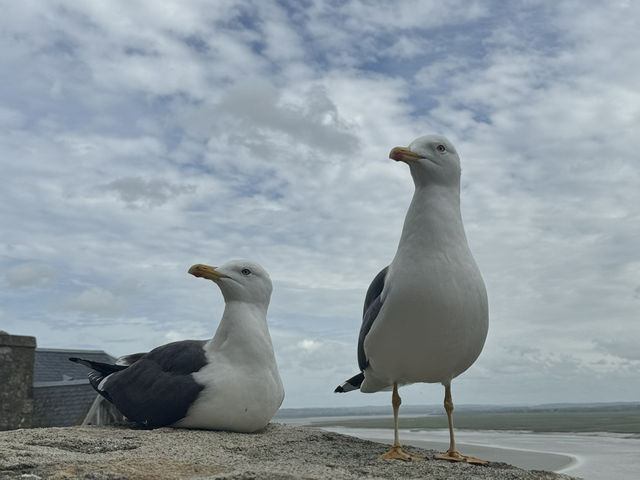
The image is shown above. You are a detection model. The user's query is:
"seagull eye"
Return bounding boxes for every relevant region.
[241,268,251,276]
[436,144,446,153]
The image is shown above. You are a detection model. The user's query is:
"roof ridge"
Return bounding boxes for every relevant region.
[34,379,90,387]
[36,347,111,354]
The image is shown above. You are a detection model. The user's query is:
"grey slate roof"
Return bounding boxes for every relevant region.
[32,348,116,427]
[33,382,100,427]
[33,348,115,384]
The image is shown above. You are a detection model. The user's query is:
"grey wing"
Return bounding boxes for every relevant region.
[357,266,388,371]
[115,352,147,366]
[101,340,208,428]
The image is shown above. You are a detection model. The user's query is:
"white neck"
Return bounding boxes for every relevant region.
[394,183,468,258]
[208,301,275,363]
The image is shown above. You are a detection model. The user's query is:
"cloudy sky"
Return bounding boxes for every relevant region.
[1,1,639,409]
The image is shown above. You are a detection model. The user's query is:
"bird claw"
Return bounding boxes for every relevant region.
[435,450,488,465]
[379,445,425,461]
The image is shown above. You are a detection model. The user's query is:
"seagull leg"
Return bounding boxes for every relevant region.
[435,383,487,465]
[379,383,424,461]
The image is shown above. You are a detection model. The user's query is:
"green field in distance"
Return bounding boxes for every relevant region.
[309,404,640,434]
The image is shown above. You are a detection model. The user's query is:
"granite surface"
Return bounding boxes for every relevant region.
[0,423,580,480]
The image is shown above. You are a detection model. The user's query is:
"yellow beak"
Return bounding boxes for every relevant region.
[389,146,424,163]
[188,264,229,281]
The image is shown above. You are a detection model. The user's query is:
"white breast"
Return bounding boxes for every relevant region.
[362,253,488,392]
[175,356,284,432]
[173,303,284,432]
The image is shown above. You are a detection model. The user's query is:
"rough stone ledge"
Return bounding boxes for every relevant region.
[0,423,579,480]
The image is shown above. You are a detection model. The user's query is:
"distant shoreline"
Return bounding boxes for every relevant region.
[276,402,640,435]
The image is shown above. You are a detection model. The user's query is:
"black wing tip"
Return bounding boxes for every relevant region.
[334,372,365,393]
[69,357,128,375]
[69,357,93,368]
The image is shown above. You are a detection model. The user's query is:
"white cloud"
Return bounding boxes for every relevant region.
[186,80,359,156]
[1,0,640,407]
[60,287,124,316]
[0,107,25,128]
[100,177,196,208]
[593,338,640,362]
[5,263,56,288]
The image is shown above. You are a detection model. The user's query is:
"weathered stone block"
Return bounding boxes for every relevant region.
[0,331,36,430]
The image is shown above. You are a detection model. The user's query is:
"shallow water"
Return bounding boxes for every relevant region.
[320,426,640,480]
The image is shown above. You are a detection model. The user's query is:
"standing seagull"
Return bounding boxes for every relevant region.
[335,135,488,463]
[71,260,284,432]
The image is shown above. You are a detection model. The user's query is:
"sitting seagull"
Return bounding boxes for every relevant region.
[335,135,489,463]
[71,260,284,432]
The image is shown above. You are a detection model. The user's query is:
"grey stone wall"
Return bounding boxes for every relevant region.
[0,331,36,430]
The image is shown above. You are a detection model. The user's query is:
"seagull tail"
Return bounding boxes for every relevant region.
[334,372,364,393]
[69,357,127,375]
[69,357,128,402]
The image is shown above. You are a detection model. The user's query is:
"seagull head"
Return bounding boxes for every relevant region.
[389,134,461,188]
[188,259,272,307]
